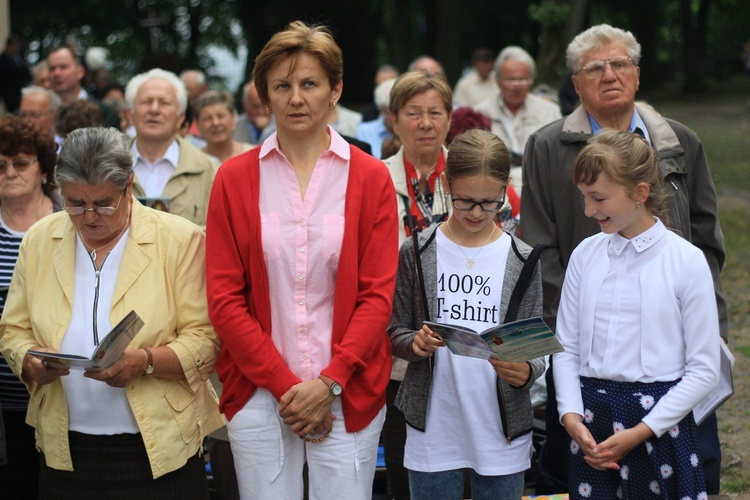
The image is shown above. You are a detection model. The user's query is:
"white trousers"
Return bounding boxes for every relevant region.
[227,388,385,500]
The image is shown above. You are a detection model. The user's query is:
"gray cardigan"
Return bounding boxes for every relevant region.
[388,224,545,442]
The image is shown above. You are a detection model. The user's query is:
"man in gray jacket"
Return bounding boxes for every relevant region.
[521,24,726,495]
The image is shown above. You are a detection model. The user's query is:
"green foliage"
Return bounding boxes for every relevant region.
[11,0,243,84]
[528,0,570,28]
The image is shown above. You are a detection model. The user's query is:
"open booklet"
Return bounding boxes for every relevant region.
[424,316,563,362]
[693,340,735,426]
[28,310,144,371]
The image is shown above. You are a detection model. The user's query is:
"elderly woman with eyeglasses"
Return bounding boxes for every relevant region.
[0,127,223,499]
[0,115,62,498]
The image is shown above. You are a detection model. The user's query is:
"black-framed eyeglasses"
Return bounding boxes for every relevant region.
[450,187,506,212]
[63,189,126,216]
[0,156,38,173]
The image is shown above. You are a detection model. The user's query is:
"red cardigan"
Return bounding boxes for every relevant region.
[206,145,398,431]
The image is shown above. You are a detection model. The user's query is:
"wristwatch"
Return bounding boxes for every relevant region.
[329,380,343,397]
[142,348,154,375]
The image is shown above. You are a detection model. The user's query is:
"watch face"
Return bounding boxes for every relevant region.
[146,365,154,375]
[330,381,342,396]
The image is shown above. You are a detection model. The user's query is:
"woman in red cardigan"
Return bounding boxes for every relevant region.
[205,21,399,499]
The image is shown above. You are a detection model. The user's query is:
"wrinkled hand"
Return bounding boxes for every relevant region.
[412,325,445,358]
[278,379,336,438]
[84,348,147,388]
[23,348,70,385]
[489,357,530,387]
[562,413,615,471]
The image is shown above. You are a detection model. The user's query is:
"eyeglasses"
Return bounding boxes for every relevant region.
[500,78,532,88]
[450,188,506,212]
[0,156,38,173]
[63,190,126,216]
[577,56,635,78]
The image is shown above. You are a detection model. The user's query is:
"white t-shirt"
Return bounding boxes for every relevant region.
[404,229,532,475]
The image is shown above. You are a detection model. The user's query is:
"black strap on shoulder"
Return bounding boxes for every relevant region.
[503,242,544,323]
[401,194,415,234]
[411,228,431,323]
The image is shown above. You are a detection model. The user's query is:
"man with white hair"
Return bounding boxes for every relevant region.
[126,68,216,226]
[475,46,561,196]
[19,86,63,147]
[356,78,397,159]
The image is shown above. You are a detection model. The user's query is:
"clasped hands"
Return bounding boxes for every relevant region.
[279,378,337,440]
[412,325,530,386]
[562,413,654,471]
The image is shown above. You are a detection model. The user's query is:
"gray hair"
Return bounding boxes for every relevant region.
[21,85,62,112]
[55,127,133,189]
[494,46,536,80]
[125,68,188,113]
[374,78,397,110]
[566,24,641,73]
[180,69,207,86]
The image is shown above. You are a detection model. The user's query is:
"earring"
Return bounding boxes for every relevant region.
[329,101,337,110]
[636,201,641,208]
[266,106,272,114]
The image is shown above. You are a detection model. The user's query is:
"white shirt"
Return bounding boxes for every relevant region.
[554,219,720,437]
[132,139,180,198]
[453,70,499,108]
[61,230,140,435]
[405,230,532,475]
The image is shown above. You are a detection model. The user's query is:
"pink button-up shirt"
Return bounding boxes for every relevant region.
[258,128,351,382]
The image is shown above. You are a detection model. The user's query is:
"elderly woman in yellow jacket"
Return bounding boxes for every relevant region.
[0,127,222,499]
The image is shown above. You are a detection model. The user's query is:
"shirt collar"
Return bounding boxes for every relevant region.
[259,126,351,161]
[77,88,89,100]
[608,216,666,255]
[132,138,180,168]
[588,108,651,144]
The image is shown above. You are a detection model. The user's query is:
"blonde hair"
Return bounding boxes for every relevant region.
[572,129,668,223]
[253,21,343,105]
[445,129,510,186]
[388,71,452,117]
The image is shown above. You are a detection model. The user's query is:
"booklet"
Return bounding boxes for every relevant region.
[28,310,145,371]
[693,340,735,426]
[424,316,563,362]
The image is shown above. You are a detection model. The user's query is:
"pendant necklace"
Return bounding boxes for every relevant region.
[446,220,496,269]
[78,215,131,262]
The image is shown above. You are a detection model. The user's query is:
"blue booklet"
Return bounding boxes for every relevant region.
[424,316,563,362]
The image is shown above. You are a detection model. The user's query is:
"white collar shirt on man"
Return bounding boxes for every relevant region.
[132,139,180,198]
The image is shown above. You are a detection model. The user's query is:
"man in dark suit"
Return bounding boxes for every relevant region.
[0,34,32,114]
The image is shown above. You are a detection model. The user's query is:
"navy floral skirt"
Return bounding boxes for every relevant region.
[568,376,707,500]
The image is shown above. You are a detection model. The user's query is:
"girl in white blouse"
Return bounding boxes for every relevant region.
[553,130,720,500]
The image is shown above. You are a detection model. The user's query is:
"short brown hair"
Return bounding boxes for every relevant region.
[253,21,343,105]
[194,90,235,119]
[445,129,510,185]
[389,71,452,117]
[57,100,103,138]
[572,129,667,223]
[0,115,58,195]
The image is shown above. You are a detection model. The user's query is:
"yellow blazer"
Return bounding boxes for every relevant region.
[0,199,223,478]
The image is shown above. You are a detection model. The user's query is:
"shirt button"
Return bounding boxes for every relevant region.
[299,221,305,227]
[298,327,306,333]
[298,274,304,280]
[299,248,305,253]
[298,300,304,306]
[302,355,309,360]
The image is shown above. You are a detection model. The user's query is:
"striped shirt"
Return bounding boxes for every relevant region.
[0,214,29,411]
